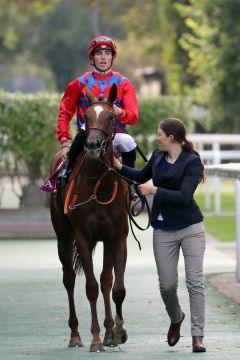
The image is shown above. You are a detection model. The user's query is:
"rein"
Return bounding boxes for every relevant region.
[69,167,118,210]
[67,99,151,249]
[68,124,118,210]
[109,167,151,250]
[93,169,118,205]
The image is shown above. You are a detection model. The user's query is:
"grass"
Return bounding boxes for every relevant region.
[203,216,235,242]
[195,179,236,242]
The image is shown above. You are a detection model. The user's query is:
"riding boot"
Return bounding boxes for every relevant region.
[56,158,73,188]
[121,148,138,202]
[121,148,136,168]
[57,129,86,188]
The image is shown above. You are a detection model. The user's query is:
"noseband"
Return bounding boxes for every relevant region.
[85,127,110,156]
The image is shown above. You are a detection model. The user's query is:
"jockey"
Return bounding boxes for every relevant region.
[56,35,139,197]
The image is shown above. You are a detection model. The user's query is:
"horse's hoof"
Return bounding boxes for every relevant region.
[68,337,84,348]
[113,328,128,345]
[103,334,117,347]
[89,342,105,352]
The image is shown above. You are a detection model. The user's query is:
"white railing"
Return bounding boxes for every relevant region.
[137,134,240,214]
[205,163,240,282]
[189,134,240,165]
[136,133,240,166]
[189,134,240,215]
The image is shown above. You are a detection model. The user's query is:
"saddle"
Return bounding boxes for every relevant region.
[64,152,86,215]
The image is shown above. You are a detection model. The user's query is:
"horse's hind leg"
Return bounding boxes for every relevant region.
[112,237,128,345]
[50,199,83,348]
[100,246,115,347]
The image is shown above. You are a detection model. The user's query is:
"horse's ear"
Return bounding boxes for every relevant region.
[108,83,117,104]
[85,86,95,104]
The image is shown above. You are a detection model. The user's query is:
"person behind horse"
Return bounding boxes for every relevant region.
[114,117,207,353]
[56,35,139,198]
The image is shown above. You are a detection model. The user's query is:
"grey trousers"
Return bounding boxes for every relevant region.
[153,222,206,336]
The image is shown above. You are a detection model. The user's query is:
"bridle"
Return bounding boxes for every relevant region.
[84,100,116,157]
[85,127,110,158]
[70,101,118,207]
[61,87,151,250]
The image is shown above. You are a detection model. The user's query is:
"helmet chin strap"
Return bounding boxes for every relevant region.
[93,66,112,76]
[92,57,114,76]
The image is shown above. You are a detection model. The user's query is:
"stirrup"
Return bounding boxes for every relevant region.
[129,185,138,203]
[56,168,69,188]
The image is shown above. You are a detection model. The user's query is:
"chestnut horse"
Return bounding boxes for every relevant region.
[50,84,129,352]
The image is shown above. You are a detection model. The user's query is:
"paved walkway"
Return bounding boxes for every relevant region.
[0,208,56,239]
[0,211,240,359]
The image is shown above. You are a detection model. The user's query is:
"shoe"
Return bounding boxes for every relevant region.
[167,312,185,347]
[192,336,206,352]
[56,159,71,188]
[56,167,69,188]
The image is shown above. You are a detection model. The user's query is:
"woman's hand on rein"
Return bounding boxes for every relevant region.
[114,156,123,170]
[138,183,157,196]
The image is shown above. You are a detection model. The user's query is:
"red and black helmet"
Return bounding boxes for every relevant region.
[88,35,117,60]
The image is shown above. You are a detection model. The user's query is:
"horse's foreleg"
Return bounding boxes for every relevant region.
[112,238,128,345]
[100,247,115,347]
[58,242,83,348]
[76,239,104,352]
[51,198,83,349]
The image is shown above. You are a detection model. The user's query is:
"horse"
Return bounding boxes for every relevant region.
[50,83,129,352]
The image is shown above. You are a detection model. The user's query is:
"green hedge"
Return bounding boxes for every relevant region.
[131,95,192,165]
[0,92,191,181]
[133,95,192,135]
[0,92,60,182]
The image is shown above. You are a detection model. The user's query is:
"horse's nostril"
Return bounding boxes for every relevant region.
[96,140,102,148]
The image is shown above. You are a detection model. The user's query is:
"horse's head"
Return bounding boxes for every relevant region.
[84,83,117,159]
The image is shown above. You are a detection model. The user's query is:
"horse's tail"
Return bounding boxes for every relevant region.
[73,239,97,274]
[73,241,83,274]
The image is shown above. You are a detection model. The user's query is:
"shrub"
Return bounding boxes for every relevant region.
[0,92,192,204]
[0,92,61,182]
[130,95,192,165]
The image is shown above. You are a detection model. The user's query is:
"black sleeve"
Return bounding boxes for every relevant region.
[118,153,154,183]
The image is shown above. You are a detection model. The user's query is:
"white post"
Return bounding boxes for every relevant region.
[212,142,221,215]
[212,142,221,165]
[214,177,221,215]
[204,160,211,210]
[235,179,240,282]
[204,182,211,210]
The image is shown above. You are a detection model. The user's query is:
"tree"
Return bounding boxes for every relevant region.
[0,0,60,49]
[159,0,195,95]
[0,0,60,92]
[11,0,132,91]
[176,0,240,132]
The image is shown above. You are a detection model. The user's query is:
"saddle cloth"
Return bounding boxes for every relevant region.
[40,161,64,193]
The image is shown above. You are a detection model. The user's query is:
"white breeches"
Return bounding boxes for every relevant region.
[113,133,136,157]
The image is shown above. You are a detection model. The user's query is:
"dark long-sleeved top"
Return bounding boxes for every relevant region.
[119,148,204,230]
